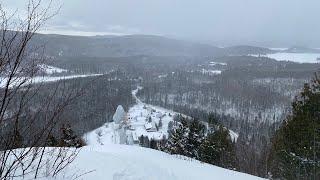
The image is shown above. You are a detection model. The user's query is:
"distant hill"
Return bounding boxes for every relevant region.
[24,33,275,58]
[284,46,320,53]
[223,45,273,55]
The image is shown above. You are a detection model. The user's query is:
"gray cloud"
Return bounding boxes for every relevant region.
[3,0,320,46]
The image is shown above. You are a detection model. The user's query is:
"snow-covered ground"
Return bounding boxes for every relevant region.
[38,64,68,74]
[65,145,264,180]
[209,61,227,66]
[85,87,238,146]
[268,48,288,51]
[0,74,102,88]
[252,53,320,63]
[85,88,179,145]
[6,144,264,180]
[200,69,222,75]
[4,89,260,180]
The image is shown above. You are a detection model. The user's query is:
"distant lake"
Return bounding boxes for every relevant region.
[253,53,320,63]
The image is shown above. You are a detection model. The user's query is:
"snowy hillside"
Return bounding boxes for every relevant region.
[0,74,102,88]
[85,88,238,146]
[38,64,68,74]
[64,145,265,180]
[85,88,179,145]
[8,144,264,180]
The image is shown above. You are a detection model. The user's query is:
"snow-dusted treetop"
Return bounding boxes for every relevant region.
[113,105,126,124]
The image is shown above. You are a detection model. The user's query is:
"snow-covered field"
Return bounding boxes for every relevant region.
[65,145,264,180]
[38,64,68,74]
[0,74,102,88]
[6,144,264,180]
[253,53,320,63]
[209,61,227,66]
[200,69,222,75]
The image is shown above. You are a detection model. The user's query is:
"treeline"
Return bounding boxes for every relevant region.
[139,115,239,170]
[138,71,320,179]
[0,71,135,149]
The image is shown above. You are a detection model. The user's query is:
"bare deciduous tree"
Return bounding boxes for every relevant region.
[0,1,85,179]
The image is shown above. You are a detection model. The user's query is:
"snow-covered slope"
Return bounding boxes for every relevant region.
[0,74,102,88]
[85,87,238,145]
[65,144,264,180]
[85,88,179,145]
[11,144,264,180]
[38,64,68,74]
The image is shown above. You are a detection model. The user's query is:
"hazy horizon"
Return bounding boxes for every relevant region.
[3,0,320,47]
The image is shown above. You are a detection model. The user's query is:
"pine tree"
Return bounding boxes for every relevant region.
[143,136,150,147]
[59,124,83,148]
[208,112,219,133]
[139,135,144,147]
[150,138,158,150]
[158,118,163,128]
[46,135,58,147]
[166,118,188,155]
[268,73,320,180]
[159,135,168,152]
[186,119,205,159]
[199,125,238,170]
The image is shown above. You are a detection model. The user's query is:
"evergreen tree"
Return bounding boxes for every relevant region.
[150,138,158,150]
[166,118,188,155]
[46,135,58,147]
[158,118,163,128]
[208,112,219,133]
[139,135,144,147]
[59,124,83,148]
[159,135,168,152]
[199,125,238,170]
[143,136,150,147]
[268,73,320,180]
[186,119,205,159]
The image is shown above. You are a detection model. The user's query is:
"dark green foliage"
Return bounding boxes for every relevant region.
[143,136,150,147]
[186,119,205,159]
[46,135,58,147]
[208,113,219,133]
[150,138,158,150]
[139,135,144,147]
[158,118,163,128]
[59,124,84,148]
[166,118,188,155]
[199,126,238,170]
[268,72,320,180]
[139,135,150,148]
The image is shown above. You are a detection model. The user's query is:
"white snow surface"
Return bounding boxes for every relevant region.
[209,62,227,66]
[85,88,178,145]
[69,145,264,180]
[5,89,259,180]
[0,74,102,88]
[7,145,264,180]
[113,105,126,124]
[85,87,238,146]
[200,69,222,75]
[38,64,68,74]
[252,53,320,63]
[268,48,288,51]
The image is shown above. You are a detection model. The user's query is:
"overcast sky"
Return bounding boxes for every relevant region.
[2,0,320,46]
